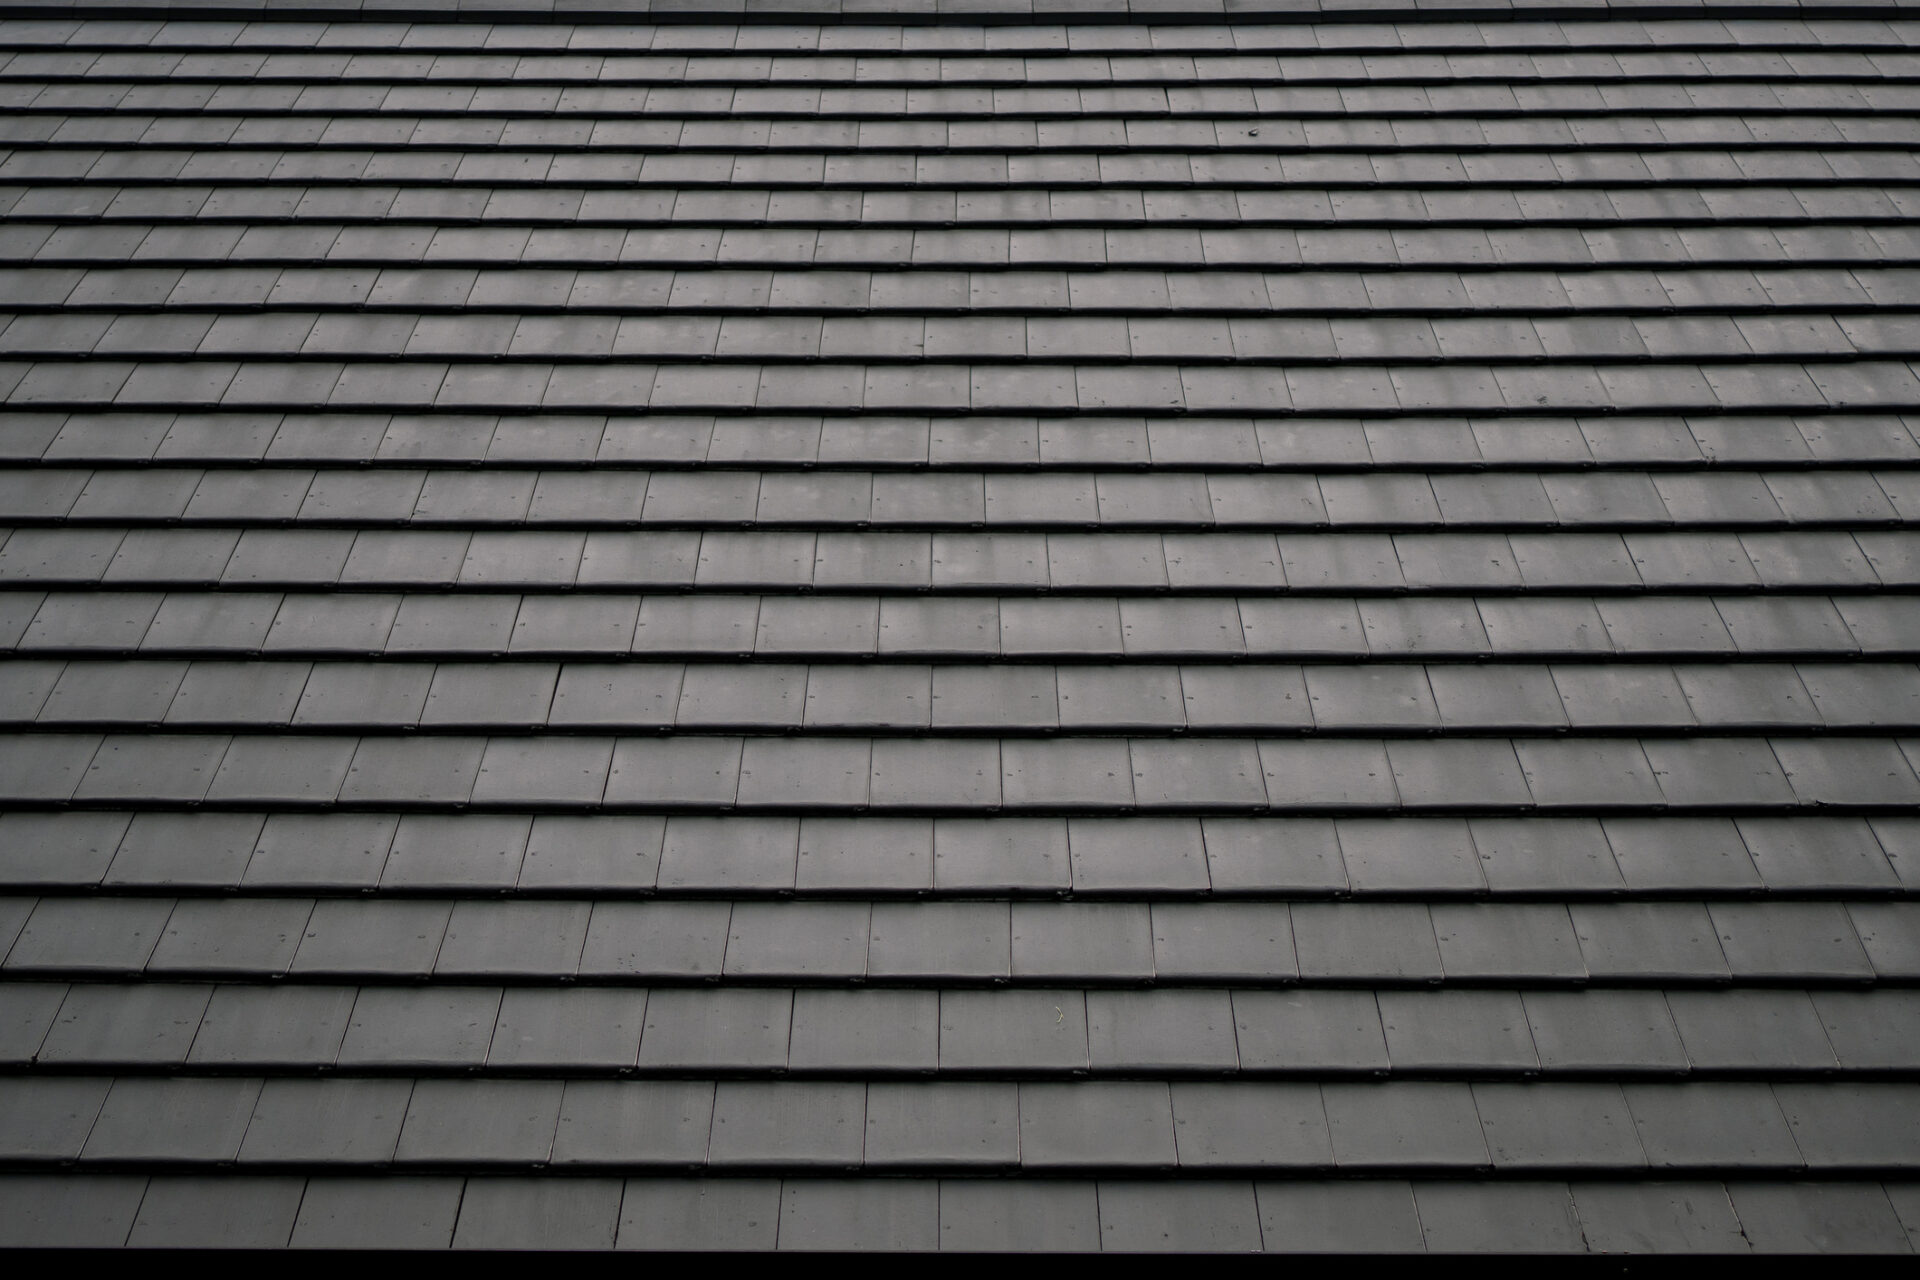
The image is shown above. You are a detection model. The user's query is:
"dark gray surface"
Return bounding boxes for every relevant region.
[1,0,1919,1254]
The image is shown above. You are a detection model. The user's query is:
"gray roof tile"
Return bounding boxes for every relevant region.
[126,1175,306,1250]
[37,982,209,1065]
[1710,900,1874,981]
[1380,989,1538,1072]
[1089,988,1238,1071]
[1574,1182,1758,1251]
[1415,1180,1588,1253]
[710,1080,865,1168]
[338,986,502,1069]
[551,1080,712,1167]
[1434,904,1586,981]
[0,1171,143,1245]
[106,813,261,889]
[1154,902,1295,981]
[1574,902,1732,981]
[1336,817,1484,892]
[394,1078,564,1164]
[1098,1179,1264,1252]
[874,903,1014,984]
[83,1076,259,1163]
[0,980,65,1066]
[1019,1080,1176,1169]
[1201,817,1346,892]
[1012,902,1153,980]
[148,897,310,976]
[940,988,1088,1072]
[725,900,869,979]
[938,1177,1099,1250]
[637,987,792,1071]
[616,1176,780,1250]
[790,989,938,1074]
[1669,989,1839,1071]
[1256,1178,1427,1252]
[454,1177,623,1251]
[292,901,451,979]
[1293,902,1442,981]
[1525,990,1689,1075]
[1727,1182,1914,1254]
[1626,1083,1803,1168]
[291,1176,464,1250]
[796,816,932,891]
[1778,1083,1920,1170]
[776,1178,939,1252]
[245,813,395,890]
[8,896,169,974]
[189,985,355,1069]
[1324,1081,1488,1169]
[580,901,728,979]
[238,1078,411,1165]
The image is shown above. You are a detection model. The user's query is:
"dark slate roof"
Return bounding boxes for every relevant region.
[2,0,1920,1254]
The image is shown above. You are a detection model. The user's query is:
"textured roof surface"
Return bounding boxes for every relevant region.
[2,0,1920,1253]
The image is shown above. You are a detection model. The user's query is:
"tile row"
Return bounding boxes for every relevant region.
[10,467,1915,529]
[9,658,1920,736]
[4,1172,1916,1253]
[8,905,1920,1061]
[4,730,1920,809]
[9,16,1913,55]
[7,45,1915,86]
[14,68,1920,115]
[6,893,1911,982]
[38,1164,1920,1254]
[7,411,1915,469]
[14,221,1920,270]
[6,808,1916,894]
[6,527,1915,592]
[10,110,1915,153]
[9,181,1908,226]
[11,359,1920,415]
[10,591,1920,661]
[14,56,1889,94]
[12,147,1919,190]
[13,266,1917,315]
[4,1075,1920,1177]
[19,312,1920,366]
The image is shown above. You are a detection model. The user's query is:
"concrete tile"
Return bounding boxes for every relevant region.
[292,1177,463,1249]
[1736,1182,1914,1253]
[1324,1083,1489,1170]
[790,989,937,1075]
[453,1177,623,1251]
[84,1076,259,1162]
[940,989,1087,1073]
[637,988,792,1072]
[1098,1180,1263,1252]
[1625,1084,1803,1169]
[36,982,210,1065]
[618,1179,780,1251]
[1256,1180,1425,1253]
[128,1175,306,1249]
[553,1081,713,1168]
[1413,1181,1585,1253]
[938,1178,1097,1250]
[778,1179,937,1252]
[1020,1082,1175,1170]
[1233,990,1388,1073]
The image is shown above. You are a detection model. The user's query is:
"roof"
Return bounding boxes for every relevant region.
[0,0,1918,1254]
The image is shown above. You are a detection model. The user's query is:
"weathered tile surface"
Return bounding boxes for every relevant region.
[0,0,1917,1254]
